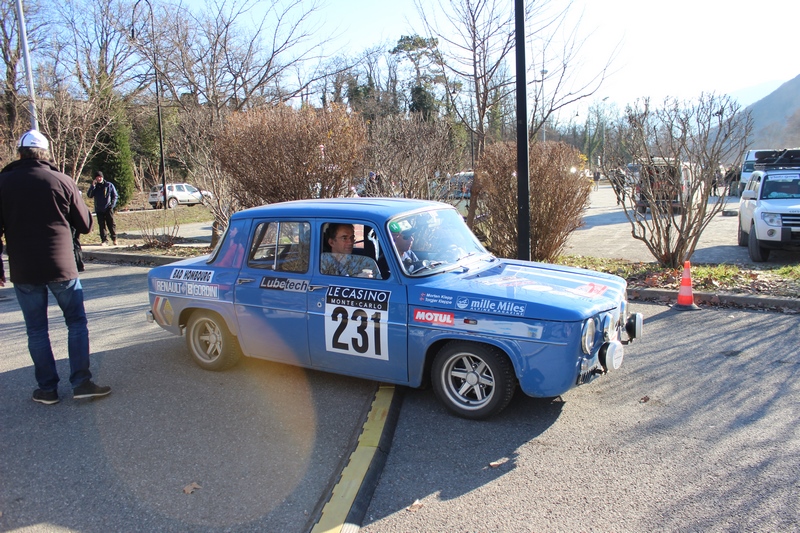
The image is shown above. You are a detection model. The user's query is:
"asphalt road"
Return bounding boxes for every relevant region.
[361,300,800,531]
[3,189,798,532]
[0,262,377,532]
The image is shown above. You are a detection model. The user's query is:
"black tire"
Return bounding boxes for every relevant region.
[748,223,770,262]
[737,218,748,247]
[185,310,242,371]
[167,197,178,209]
[431,341,516,420]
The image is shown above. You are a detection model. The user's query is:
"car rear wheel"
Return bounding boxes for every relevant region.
[737,218,748,247]
[432,341,516,420]
[185,310,242,371]
[167,197,178,209]
[748,223,770,262]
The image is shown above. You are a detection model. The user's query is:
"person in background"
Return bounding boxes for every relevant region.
[87,170,118,246]
[0,129,111,405]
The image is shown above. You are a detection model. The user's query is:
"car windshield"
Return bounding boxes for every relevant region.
[387,207,492,276]
[760,176,800,199]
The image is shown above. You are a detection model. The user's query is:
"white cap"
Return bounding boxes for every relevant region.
[17,130,50,150]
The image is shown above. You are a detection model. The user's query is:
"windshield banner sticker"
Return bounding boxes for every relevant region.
[324,286,391,360]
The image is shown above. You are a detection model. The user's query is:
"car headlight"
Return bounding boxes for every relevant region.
[581,318,596,355]
[761,212,782,227]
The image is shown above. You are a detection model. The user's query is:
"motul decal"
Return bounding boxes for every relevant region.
[413,309,454,326]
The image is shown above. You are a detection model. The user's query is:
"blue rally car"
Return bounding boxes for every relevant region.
[147,198,643,419]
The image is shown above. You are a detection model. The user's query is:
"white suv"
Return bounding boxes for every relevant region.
[148,183,213,209]
[737,149,800,261]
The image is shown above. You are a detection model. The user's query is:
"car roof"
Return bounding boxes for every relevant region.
[231,197,453,222]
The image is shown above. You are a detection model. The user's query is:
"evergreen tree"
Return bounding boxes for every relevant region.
[95,112,136,209]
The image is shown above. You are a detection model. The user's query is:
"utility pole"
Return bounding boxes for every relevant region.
[15,0,38,130]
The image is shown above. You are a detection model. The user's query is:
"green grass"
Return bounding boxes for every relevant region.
[82,205,213,245]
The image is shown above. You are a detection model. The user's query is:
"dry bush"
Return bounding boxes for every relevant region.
[479,141,590,262]
[214,104,367,206]
[364,115,464,199]
[126,209,182,248]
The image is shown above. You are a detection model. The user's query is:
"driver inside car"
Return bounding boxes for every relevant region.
[320,223,381,278]
[390,223,420,267]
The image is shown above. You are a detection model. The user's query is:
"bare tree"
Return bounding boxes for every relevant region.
[416,0,614,228]
[601,94,753,268]
[34,0,141,180]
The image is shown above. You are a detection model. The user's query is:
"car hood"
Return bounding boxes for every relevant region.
[411,259,628,321]
[758,199,800,213]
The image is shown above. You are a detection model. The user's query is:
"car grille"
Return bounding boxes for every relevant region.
[782,214,800,228]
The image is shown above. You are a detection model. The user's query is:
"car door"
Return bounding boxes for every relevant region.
[740,174,761,230]
[233,219,312,366]
[306,219,409,383]
[173,184,188,204]
[184,184,202,204]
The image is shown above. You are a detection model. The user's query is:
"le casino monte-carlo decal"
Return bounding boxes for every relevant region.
[325,285,391,360]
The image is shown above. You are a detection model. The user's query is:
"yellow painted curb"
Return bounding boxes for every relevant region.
[311,384,395,533]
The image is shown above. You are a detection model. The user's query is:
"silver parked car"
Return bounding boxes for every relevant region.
[148,183,213,209]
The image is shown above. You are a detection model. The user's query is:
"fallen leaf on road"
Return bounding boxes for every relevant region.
[489,457,509,468]
[183,482,202,494]
[407,499,424,512]
[639,396,650,403]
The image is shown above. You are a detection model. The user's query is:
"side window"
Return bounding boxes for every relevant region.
[185,185,198,193]
[175,185,186,193]
[319,222,382,279]
[213,219,250,268]
[249,221,310,273]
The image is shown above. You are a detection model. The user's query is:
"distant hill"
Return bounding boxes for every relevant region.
[744,73,800,150]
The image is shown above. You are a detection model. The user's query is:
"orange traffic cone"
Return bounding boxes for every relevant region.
[673,260,700,311]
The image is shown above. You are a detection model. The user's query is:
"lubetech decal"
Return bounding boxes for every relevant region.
[260,276,309,292]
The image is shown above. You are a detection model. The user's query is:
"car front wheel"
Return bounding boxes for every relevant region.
[748,223,770,262]
[432,341,516,420]
[185,310,242,370]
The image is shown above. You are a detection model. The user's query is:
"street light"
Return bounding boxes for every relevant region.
[131,0,166,210]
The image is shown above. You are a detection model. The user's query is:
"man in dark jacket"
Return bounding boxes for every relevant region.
[87,170,118,245]
[0,129,111,404]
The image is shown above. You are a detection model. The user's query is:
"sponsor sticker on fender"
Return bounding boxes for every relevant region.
[260,276,309,292]
[413,308,455,326]
[170,268,214,283]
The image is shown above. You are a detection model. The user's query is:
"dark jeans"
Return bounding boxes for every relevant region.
[14,279,92,391]
[97,209,116,243]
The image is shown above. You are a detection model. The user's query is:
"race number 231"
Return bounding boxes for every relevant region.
[324,287,391,360]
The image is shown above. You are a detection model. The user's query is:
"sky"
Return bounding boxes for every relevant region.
[315,0,798,117]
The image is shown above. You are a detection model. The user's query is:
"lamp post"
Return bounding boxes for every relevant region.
[132,0,166,210]
[14,0,38,130]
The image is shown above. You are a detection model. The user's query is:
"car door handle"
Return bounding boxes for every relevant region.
[237,278,255,284]
[309,285,327,291]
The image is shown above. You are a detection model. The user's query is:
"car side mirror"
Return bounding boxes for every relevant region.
[741,190,756,200]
